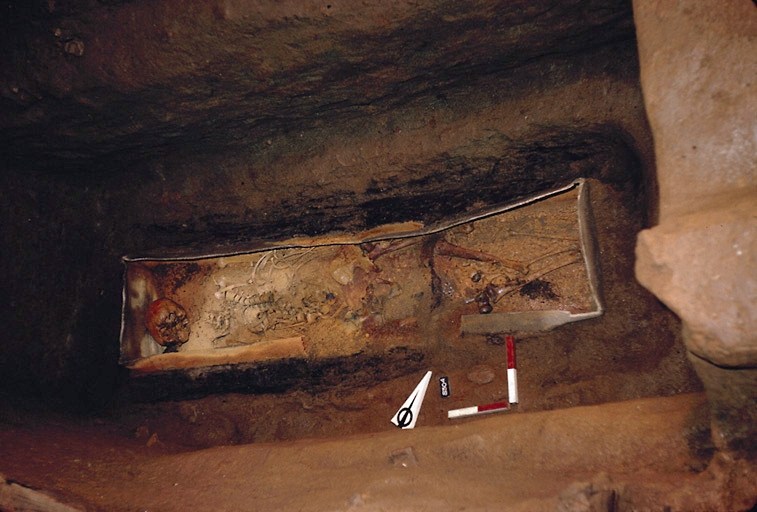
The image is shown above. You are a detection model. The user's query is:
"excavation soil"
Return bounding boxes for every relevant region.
[106,181,702,448]
[0,182,731,510]
[4,393,756,511]
[0,183,751,510]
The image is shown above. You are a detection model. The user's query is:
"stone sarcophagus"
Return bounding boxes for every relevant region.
[120,179,602,381]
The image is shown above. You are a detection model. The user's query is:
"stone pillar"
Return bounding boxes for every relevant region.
[632,0,756,456]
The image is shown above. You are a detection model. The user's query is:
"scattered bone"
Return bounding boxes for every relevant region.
[332,265,354,285]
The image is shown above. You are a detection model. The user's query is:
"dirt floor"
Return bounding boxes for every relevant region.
[1,393,755,511]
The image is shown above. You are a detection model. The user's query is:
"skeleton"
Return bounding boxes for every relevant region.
[209,250,339,337]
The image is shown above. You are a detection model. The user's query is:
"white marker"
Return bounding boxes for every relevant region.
[506,335,518,404]
[391,370,432,429]
[447,401,509,419]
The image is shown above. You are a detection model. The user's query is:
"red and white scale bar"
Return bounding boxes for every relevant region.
[506,334,518,404]
[447,335,518,420]
[447,400,509,419]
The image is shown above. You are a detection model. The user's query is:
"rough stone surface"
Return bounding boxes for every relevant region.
[632,0,756,468]
[688,353,757,458]
[636,194,756,367]
[556,473,619,512]
[1,0,639,173]
[633,0,756,368]
[0,474,83,512]
[632,0,756,221]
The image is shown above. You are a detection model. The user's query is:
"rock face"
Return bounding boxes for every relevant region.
[636,196,756,368]
[632,1,755,222]
[1,0,639,173]
[633,0,756,456]
[0,0,754,509]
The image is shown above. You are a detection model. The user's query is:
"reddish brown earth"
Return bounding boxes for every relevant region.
[3,393,754,512]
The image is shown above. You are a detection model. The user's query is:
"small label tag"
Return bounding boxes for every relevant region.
[439,376,451,398]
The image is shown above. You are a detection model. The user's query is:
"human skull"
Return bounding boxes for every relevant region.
[145,298,190,348]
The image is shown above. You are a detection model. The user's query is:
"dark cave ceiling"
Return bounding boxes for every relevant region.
[0,0,637,173]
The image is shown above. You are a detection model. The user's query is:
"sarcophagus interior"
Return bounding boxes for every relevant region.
[121,181,601,391]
